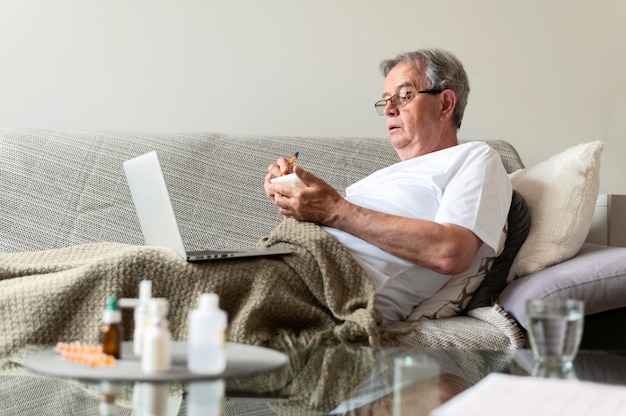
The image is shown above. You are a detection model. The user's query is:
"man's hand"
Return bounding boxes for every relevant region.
[263,156,291,203]
[264,165,345,224]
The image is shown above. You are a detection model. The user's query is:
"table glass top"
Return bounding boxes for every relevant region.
[1,345,625,415]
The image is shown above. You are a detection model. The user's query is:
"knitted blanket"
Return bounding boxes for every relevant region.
[0,220,384,355]
[0,216,528,414]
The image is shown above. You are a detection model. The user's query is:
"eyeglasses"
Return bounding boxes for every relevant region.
[374,89,443,116]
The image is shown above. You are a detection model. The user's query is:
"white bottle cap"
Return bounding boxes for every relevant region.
[198,293,219,310]
[102,297,121,324]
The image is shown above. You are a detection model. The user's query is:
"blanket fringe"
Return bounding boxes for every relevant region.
[467,303,526,349]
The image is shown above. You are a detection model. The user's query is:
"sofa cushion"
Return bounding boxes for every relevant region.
[507,141,603,279]
[499,243,626,331]
[464,190,531,311]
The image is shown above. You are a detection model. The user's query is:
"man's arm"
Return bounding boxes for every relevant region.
[264,165,482,275]
[328,199,482,275]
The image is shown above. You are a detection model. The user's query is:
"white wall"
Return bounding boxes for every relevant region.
[1,0,625,193]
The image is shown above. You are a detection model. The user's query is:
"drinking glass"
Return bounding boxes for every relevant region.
[526,299,584,373]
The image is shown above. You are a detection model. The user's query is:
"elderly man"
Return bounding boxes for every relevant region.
[264,49,511,323]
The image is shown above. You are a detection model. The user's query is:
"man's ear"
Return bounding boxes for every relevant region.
[439,89,457,122]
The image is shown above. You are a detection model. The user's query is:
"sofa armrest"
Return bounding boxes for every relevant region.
[498,243,626,331]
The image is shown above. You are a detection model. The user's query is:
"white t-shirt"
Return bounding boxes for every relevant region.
[323,141,512,322]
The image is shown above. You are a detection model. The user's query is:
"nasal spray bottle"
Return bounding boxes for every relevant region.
[119,280,153,358]
[133,280,152,356]
[142,298,172,373]
[188,293,227,374]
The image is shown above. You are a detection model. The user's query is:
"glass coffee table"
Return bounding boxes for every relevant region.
[2,343,625,415]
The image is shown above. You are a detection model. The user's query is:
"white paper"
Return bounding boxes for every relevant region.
[270,173,305,188]
[430,373,626,416]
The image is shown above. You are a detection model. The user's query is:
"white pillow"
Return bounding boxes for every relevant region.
[507,141,604,280]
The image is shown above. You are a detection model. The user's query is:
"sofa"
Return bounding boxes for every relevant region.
[1,128,625,351]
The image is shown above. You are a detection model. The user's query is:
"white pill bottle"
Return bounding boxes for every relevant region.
[141,298,172,373]
[187,293,227,374]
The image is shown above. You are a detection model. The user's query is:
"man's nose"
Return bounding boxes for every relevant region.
[384,101,398,117]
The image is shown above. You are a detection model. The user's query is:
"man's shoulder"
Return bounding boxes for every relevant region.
[455,140,492,152]
[456,140,503,161]
[442,141,497,162]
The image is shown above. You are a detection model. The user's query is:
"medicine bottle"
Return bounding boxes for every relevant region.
[101,297,123,359]
[141,298,172,373]
[187,293,227,374]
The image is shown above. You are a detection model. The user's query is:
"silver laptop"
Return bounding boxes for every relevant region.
[123,151,292,261]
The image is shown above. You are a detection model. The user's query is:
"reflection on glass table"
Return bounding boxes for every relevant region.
[2,345,625,415]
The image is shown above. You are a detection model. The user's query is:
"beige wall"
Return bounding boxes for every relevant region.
[1,0,624,193]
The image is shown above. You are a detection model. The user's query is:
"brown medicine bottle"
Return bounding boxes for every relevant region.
[101,297,123,358]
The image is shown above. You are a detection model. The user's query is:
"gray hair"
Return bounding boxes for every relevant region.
[380,49,470,129]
